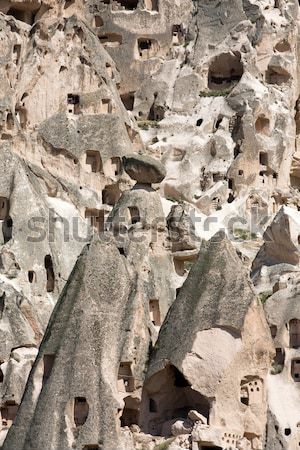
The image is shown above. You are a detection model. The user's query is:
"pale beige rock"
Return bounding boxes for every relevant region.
[0,1,299,449]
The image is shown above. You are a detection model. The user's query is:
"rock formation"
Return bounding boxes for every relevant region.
[0,0,300,449]
[141,232,273,450]
[2,237,135,450]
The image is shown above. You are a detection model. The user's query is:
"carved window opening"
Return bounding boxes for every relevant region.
[275,40,291,52]
[240,377,263,406]
[67,94,80,114]
[149,398,157,413]
[6,113,14,131]
[266,67,290,85]
[255,116,270,135]
[120,396,139,427]
[28,270,36,283]
[0,197,9,221]
[64,0,75,8]
[7,8,35,25]
[118,0,138,9]
[13,45,21,65]
[85,209,105,233]
[215,116,223,130]
[15,107,27,129]
[118,362,135,393]
[44,254,55,293]
[270,325,277,339]
[95,16,104,27]
[289,319,300,348]
[137,38,159,60]
[74,397,89,427]
[86,151,103,173]
[291,359,300,382]
[172,24,184,44]
[83,446,100,450]
[3,216,13,243]
[259,152,268,166]
[149,299,161,326]
[121,93,135,111]
[102,184,121,206]
[1,401,18,428]
[99,34,122,48]
[43,354,55,385]
[0,293,5,319]
[111,157,122,176]
[128,207,140,225]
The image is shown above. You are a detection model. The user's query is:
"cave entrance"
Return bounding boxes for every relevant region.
[118,0,138,9]
[7,8,35,25]
[44,254,55,293]
[120,396,140,427]
[208,53,243,91]
[142,364,210,436]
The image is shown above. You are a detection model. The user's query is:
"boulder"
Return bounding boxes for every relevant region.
[171,419,193,436]
[251,206,300,278]
[188,410,207,424]
[167,204,198,251]
[123,154,166,184]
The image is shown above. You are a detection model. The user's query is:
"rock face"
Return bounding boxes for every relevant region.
[252,207,300,275]
[3,237,134,450]
[263,282,300,450]
[167,204,198,252]
[140,232,273,449]
[1,0,300,449]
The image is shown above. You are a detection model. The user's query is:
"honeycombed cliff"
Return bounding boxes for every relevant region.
[0,1,300,449]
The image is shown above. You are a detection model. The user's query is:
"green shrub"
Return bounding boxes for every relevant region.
[199,81,240,97]
[259,291,272,304]
[271,362,284,375]
[165,196,177,203]
[234,228,257,241]
[137,120,159,130]
[154,438,175,450]
[199,88,232,98]
[165,196,186,205]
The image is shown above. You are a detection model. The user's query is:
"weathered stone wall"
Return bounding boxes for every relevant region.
[1,0,300,449]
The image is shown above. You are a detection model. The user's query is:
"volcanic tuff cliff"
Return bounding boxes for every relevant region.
[0,0,300,449]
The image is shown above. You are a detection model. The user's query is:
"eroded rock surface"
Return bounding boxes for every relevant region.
[0,0,300,449]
